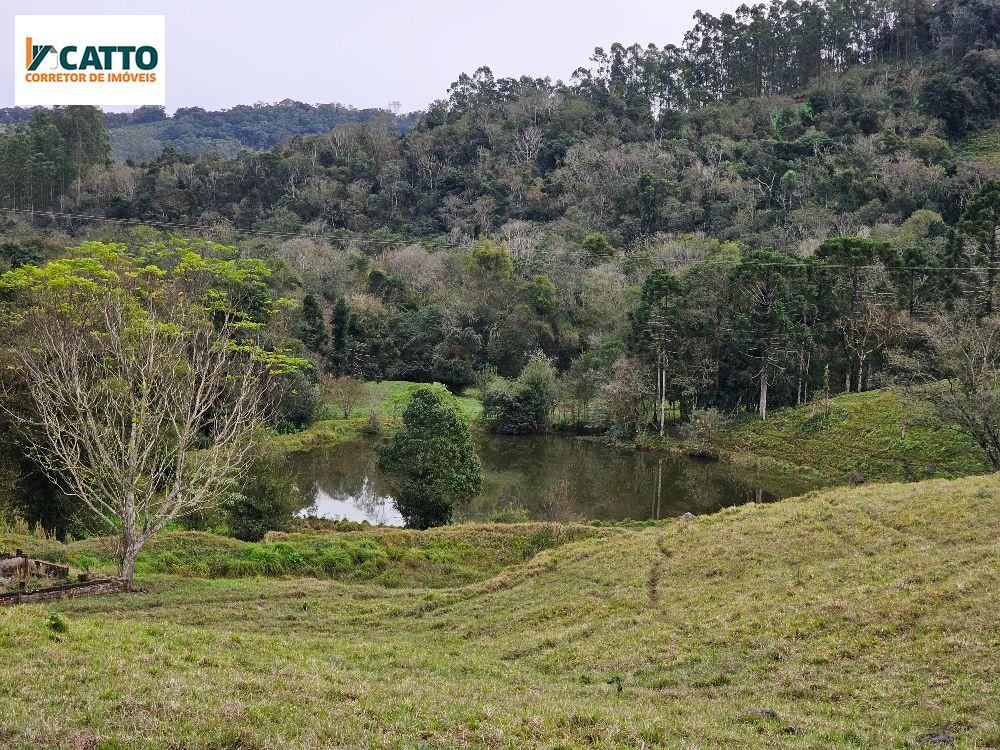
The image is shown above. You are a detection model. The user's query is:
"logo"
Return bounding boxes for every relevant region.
[15,16,165,106]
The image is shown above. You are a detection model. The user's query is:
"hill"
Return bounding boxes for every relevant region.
[106,102,421,162]
[0,101,419,163]
[1,472,997,747]
[709,389,990,483]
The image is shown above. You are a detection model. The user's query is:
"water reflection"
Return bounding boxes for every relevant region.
[289,433,818,527]
[292,447,404,526]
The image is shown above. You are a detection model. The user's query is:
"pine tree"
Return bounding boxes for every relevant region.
[298,294,328,355]
[328,297,355,376]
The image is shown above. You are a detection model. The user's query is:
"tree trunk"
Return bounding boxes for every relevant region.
[118,534,139,582]
[823,364,831,416]
[658,353,667,437]
[987,239,997,317]
[759,355,769,421]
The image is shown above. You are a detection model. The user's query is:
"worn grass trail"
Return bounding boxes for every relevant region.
[1,474,998,748]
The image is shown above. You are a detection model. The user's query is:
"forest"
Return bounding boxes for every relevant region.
[0,100,420,163]
[1,3,999,747]
[0,0,999,538]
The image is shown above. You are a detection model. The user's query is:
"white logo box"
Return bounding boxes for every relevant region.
[14,15,165,106]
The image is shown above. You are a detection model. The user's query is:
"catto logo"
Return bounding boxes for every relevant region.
[15,16,165,106]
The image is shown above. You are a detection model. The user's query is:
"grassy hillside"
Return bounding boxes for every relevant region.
[273,380,482,453]
[1,473,997,748]
[1,523,597,590]
[711,389,989,483]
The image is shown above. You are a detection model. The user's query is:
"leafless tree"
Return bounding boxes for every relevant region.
[1,284,270,581]
[891,311,1000,469]
[324,374,369,419]
[599,357,653,438]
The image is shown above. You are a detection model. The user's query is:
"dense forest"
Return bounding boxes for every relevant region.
[1,0,999,532]
[0,100,418,163]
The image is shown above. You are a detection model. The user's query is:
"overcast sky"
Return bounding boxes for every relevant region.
[3,0,741,113]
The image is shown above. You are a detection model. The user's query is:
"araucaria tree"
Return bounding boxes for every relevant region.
[728,249,809,421]
[0,241,292,581]
[960,180,1000,316]
[376,388,482,528]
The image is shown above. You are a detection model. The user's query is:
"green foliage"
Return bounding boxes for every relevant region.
[482,355,557,434]
[297,293,328,355]
[224,443,299,542]
[45,612,70,634]
[920,72,974,135]
[959,179,1000,313]
[0,242,43,270]
[376,388,483,528]
[0,106,109,211]
[581,232,615,259]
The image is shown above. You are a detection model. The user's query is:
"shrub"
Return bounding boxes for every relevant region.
[679,408,732,458]
[525,525,558,557]
[224,443,299,541]
[360,410,384,437]
[487,502,531,523]
[45,612,70,634]
[482,354,556,434]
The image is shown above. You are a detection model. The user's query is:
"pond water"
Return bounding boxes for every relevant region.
[290,433,819,526]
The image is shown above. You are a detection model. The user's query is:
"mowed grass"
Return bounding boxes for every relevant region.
[716,389,989,482]
[1,473,998,748]
[272,380,482,453]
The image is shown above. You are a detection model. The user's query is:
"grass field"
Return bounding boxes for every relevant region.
[1,472,997,748]
[710,389,990,483]
[272,380,482,453]
[0,523,600,590]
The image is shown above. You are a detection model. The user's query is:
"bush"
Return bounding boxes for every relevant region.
[45,612,70,634]
[360,410,384,437]
[224,443,299,541]
[482,354,556,435]
[679,408,732,458]
[487,502,531,523]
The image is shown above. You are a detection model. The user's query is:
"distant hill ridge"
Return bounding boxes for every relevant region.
[0,100,420,162]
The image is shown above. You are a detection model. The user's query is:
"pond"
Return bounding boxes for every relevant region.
[289,433,820,526]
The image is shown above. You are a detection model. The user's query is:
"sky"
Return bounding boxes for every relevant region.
[2,0,740,113]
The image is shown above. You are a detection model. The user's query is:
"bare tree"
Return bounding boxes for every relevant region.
[1,271,271,581]
[599,357,653,439]
[891,311,1000,469]
[324,374,369,419]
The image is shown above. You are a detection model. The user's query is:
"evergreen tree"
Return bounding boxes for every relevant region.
[959,180,1000,316]
[298,294,328,355]
[328,297,356,375]
[375,388,482,528]
[727,248,810,420]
